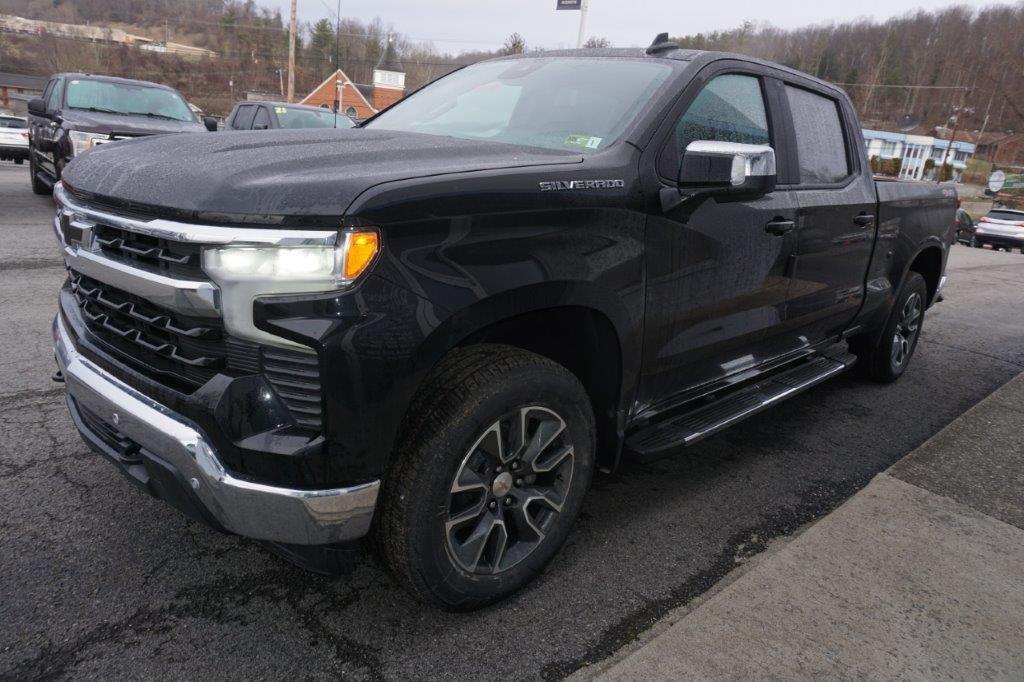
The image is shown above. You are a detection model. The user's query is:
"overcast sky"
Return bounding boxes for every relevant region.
[269,0,1008,54]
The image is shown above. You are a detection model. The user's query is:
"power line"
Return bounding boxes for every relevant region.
[834,82,970,91]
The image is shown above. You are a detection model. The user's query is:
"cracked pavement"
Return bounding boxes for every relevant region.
[2,162,1023,679]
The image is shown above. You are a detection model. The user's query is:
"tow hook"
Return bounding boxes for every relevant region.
[52,369,64,383]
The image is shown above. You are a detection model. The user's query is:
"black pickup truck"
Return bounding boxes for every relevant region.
[26,73,216,195]
[51,37,954,609]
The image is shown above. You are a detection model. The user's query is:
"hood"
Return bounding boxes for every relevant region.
[62,110,207,136]
[62,128,582,220]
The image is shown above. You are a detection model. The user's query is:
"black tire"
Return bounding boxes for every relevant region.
[29,153,52,196]
[969,235,980,248]
[377,344,595,610]
[852,271,928,383]
[14,157,24,165]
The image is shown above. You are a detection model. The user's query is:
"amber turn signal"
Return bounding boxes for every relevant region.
[343,231,379,281]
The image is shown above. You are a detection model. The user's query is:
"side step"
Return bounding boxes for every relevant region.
[626,351,857,456]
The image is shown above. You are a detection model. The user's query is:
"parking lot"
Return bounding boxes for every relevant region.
[2,159,1024,679]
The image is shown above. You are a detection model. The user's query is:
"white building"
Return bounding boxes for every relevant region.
[863,129,975,182]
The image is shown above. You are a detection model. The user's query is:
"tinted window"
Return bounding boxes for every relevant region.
[0,117,26,128]
[232,105,256,130]
[253,106,271,129]
[659,74,770,177]
[367,58,672,154]
[786,86,850,184]
[987,211,1024,222]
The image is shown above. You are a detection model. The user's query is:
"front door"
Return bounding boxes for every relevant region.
[638,68,800,412]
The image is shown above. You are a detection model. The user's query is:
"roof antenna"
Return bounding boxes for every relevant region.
[646,32,678,55]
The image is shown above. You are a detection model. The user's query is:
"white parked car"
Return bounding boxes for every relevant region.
[0,114,29,164]
[973,209,1024,254]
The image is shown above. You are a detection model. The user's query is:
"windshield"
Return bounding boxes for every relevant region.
[275,105,353,129]
[365,57,672,153]
[65,79,195,122]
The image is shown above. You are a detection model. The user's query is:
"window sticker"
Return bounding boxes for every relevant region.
[275,106,288,114]
[565,134,602,149]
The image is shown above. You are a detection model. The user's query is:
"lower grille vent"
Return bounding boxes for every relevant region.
[261,347,323,431]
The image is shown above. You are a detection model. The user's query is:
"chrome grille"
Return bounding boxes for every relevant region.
[93,223,203,279]
[70,270,226,387]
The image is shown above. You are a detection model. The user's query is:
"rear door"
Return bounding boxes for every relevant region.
[638,63,801,409]
[776,82,877,347]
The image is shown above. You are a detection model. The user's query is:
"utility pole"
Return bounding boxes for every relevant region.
[576,0,589,48]
[287,0,296,102]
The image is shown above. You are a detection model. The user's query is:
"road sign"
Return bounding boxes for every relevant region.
[988,170,1006,193]
[556,0,582,9]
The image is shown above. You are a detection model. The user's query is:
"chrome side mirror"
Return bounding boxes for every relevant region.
[679,141,777,194]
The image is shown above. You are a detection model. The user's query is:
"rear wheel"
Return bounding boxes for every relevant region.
[14,157,24,165]
[852,271,927,383]
[377,345,595,610]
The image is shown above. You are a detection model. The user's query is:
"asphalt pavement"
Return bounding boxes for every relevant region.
[2,160,1024,679]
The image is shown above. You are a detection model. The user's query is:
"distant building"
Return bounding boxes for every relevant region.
[299,37,405,119]
[862,128,975,182]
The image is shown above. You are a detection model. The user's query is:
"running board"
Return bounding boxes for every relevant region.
[626,352,857,455]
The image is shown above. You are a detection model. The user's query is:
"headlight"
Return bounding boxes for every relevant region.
[68,130,109,156]
[201,231,379,349]
[202,231,379,284]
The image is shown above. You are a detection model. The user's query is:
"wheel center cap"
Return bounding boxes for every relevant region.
[492,471,513,497]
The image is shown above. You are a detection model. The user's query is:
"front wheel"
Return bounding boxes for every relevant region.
[377,345,595,610]
[969,235,980,248]
[852,272,928,383]
[14,157,24,165]
[29,152,52,195]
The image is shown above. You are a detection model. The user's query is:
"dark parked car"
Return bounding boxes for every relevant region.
[26,73,216,195]
[225,101,355,130]
[972,208,1024,253]
[954,208,976,245]
[52,37,954,609]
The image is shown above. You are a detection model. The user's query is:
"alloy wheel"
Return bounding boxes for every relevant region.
[891,292,922,369]
[445,406,575,575]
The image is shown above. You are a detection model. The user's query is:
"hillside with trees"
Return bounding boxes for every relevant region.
[1,0,1021,138]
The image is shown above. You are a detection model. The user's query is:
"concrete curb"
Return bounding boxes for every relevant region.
[575,372,1024,680]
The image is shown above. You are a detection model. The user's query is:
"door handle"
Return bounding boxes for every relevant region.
[765,218,795,236]
[853,213,875,227]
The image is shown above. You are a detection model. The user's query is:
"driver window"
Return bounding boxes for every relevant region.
[46,78,62,111]
[659,74,770,178]
[253,107,271,129]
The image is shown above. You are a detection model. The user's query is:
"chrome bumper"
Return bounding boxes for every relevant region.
[53,314,379,545]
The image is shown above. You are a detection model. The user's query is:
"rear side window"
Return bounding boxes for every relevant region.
[785,86,850,184]
[659,74,770,178]
[231,105,256,130]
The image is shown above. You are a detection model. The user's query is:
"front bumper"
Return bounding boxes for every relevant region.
[53,313,379,545]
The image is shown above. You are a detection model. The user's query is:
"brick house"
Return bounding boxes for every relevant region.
[299,38,405,120]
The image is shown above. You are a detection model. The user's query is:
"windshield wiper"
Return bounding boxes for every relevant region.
[128,111,185,121]
[73,106,127,115]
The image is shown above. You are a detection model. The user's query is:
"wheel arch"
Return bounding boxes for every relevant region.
[905,243,944,305]
[407,281,640,471]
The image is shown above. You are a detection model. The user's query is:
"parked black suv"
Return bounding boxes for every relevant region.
[225,100,355,130]
[52,39,955,609]
[27,73,215,195]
